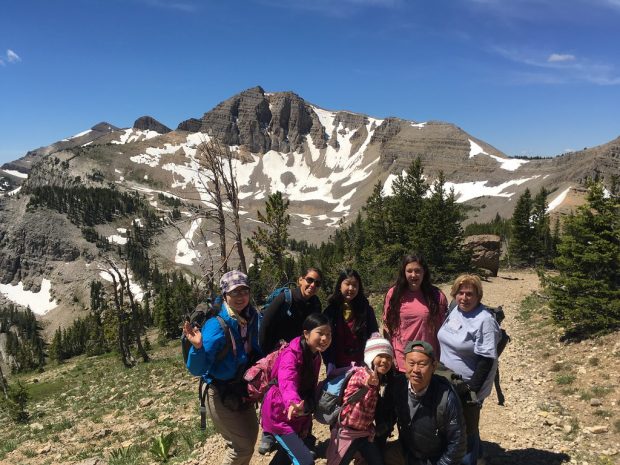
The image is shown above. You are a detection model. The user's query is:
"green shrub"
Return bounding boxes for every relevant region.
[0,381,30,423]
[149,432,175,462]
[555,374,576,385]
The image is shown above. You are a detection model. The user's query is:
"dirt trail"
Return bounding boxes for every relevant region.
[192,270,619,465]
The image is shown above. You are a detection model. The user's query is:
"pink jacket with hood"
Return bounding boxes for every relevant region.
[260,336,321,435]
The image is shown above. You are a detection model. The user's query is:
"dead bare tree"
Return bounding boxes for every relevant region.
[193,139,248,274]
[98,257,152,368]
[196,140,230,273]
[99,262,134,368]
[122,262,149,363]
[220,141,248,274]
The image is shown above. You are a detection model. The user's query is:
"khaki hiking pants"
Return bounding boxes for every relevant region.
[206,385,259,465]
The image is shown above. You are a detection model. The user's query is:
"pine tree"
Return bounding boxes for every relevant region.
[388,158,427,249]
[545,182,620,337]
[419,173,470,279]
[531,188,554,266]
[246,191,291,287]
[509,188,534,266]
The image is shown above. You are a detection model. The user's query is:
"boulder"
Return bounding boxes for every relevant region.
[464,234,501,276]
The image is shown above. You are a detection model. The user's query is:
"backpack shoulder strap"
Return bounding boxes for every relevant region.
[434,377,452,435]
[283,287,293,317]
[448,299,458,313]
[214,315,235,361]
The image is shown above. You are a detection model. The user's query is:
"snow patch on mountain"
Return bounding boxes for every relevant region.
[0,279,57,315]
[411,122,427,129]
[108,235,127,245]
[312,107,336,142]
[547,187,571,212]
[62,129,92,141]
[99,269,144,302]
[175,218,202,265]
[293,213,313,226]
[446,176,540,203]
[469,139,529,171]
[2,169,28,179]
[382,170,407,196]
[112,128,161,145]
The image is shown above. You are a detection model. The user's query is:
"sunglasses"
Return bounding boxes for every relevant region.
[228,288,250,297]
[304,276,321,288]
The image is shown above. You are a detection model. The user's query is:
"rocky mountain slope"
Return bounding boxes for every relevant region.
[0,86,618,333]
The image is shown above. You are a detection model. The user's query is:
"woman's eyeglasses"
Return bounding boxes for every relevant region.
[304,277,321,287]
[228,288,250,297]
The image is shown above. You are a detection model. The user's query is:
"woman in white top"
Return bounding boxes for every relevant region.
[437,274,500,465]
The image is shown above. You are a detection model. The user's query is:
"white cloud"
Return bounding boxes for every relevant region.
[6,49,21,63]
[547,53,576,63]
[492,46,620,86]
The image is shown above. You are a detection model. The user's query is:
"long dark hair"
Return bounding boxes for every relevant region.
[327,269,369,339]
[386,253,440,335]
[299,312,330,398]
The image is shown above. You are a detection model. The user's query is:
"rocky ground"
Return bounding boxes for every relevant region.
[189,270,619,465]
[1,270,618,465]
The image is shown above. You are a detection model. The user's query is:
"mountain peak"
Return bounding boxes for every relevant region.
[132,116,171,134]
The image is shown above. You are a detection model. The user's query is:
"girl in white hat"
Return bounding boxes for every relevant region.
[326,334,394,465]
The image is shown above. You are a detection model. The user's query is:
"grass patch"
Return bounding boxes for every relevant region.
[591,385,613,397]
[560,387,577,395]
[0,439,18,460]
[555,373,576,385]
[517,292,546,322]
[109,445,142,465]
[27,379,68,403]
[593,410,612,418]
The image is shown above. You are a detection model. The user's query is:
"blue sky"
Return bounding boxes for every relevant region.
[1,0,619,164]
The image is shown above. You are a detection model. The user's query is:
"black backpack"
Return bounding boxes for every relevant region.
[182,300,234,429]
[447,300,511,405]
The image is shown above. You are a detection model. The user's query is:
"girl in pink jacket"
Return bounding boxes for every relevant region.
[261,312,332,465]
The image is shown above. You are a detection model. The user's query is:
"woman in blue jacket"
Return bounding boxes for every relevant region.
[184,270,261,465]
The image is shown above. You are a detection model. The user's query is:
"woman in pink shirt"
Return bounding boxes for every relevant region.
[382,253,448,373]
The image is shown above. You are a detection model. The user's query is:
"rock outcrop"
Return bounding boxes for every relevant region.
[133,116,171,134]
[464,234,501,276]
[177,86,328,154]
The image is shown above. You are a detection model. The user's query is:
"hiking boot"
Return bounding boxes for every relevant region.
[258,433,276,455]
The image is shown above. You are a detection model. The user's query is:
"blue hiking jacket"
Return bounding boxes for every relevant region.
[186,303,261,383]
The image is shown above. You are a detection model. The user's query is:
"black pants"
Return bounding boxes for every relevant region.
[341,437,384,465]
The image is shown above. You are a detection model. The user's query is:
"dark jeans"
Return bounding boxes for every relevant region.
[270,433,315,465]
[341,437,384,465]
[462,402,482,465]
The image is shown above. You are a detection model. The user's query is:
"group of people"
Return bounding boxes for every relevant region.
[183,253,502,465]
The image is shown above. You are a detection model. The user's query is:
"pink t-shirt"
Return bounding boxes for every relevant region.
[383,286,448,372]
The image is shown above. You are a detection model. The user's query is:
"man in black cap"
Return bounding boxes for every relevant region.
[376,340,466,465]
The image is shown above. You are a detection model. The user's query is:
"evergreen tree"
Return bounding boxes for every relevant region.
[388,158,427,249]
[419,174,470,280]
[509,188,535,265]
[246,191,291,287]
[545,182,620,337]
[531,187,554,265]
[0,381,30,423]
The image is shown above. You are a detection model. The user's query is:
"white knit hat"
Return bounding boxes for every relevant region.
[364,334,394,369]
